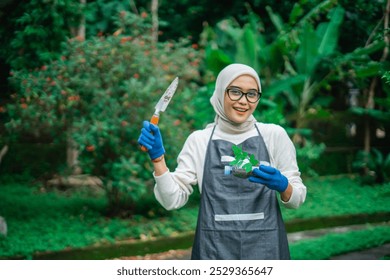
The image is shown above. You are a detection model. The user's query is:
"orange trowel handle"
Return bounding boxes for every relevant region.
[140,114,160,152]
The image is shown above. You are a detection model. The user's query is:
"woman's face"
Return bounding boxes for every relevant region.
[223,74,259,124]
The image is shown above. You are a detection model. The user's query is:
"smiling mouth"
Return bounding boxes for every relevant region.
[233,107,248,113]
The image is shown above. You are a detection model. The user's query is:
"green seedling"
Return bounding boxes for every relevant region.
[230,145,259,173]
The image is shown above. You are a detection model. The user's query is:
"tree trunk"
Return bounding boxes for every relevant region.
[363,0,389,154]
[0,145,8,165]
[66,130,81,175]
[77,0,86,39]
[67,0,86,174]
[0,216,7,237]
[364,78,377,154]
[70,0,86,39]
[151,0,159,44]
[362,0,389,175]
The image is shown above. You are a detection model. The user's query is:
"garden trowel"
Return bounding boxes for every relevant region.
[140,77,179,152]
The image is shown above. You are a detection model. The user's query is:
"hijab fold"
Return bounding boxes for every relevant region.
[207,64,262,134]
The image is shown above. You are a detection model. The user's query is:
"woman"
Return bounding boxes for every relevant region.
[138,63,307,259]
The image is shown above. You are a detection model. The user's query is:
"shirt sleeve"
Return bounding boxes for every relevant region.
[153,132,200,210]
[267,125,307,209]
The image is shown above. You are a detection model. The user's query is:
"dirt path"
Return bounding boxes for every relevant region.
[114,248,192,260]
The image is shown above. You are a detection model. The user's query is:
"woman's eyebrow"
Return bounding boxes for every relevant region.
[229,85,258,91]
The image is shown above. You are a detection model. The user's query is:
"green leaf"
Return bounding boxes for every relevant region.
[346,40,385,59]
[230,145,259,171]
[353,62,382,78]
[266,74,307,97]
[205,47,233,76]
[249,154,259,166]
[288,3,304,25]
[317,6,344,57]
[265,6,285,34]
[235,24,258,69]
[350,107,390,121]
[232,145,241,157]
[243,163,253,173]
[296,22,318,75]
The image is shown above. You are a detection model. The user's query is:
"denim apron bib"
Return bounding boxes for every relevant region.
[191,125,290,259]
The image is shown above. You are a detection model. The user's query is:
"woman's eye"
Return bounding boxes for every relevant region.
[247,91,257,98]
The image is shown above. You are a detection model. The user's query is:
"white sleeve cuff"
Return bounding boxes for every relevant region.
[280,184,306,209]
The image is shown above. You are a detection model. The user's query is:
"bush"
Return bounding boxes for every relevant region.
[0,143,65,179]
[6,11,203,215]
[290,225,390,260]
[352,148,390,184]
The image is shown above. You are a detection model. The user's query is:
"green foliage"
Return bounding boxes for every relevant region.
[0,0,82,70]
[384,71,390,84]
[0,182,198,259]
[350,106,390,122]
[352,149,390,184]
[295,140,327,177]
[281,176,390,221]
[5,11,203,214]
[0,143,66,179]
[199,0,386,146]
[190,84,215,129]
[290,225,390,260]
[0,175,389,259]
[338,0,386,52]
[349,71,390,133]
[85,0,131,37]
[230,145,259,173]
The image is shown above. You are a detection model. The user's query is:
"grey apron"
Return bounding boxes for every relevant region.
[191,125,290,260]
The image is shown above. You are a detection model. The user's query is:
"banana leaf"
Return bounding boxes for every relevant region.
[350,107,390,122]
[288,2,304,25]
[317,6,344,57]
[285,127,313,137]
[346,40,385,59]
[296,0,337,27]
[205,48,232,76]
[295,6,344,76]
[295,22,318,75]
[353,61,382,78]
[265,6,285,34]
[235,24,258,70]
[266,74,307,97]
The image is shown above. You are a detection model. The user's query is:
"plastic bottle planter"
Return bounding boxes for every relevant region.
[224,165,255,178]
[224,161,271,178]
[225,145,267,179]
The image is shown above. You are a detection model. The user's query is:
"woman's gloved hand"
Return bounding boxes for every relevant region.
[249,165,288,192]
[138,120,165,160]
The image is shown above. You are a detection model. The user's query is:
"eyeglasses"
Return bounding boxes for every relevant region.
[225,87,261,103]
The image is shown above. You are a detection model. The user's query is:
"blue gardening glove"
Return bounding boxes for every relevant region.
[138,120,165,160]
[249,165,288,192]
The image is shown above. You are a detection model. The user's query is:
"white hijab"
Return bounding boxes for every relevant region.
[208,63,262,134]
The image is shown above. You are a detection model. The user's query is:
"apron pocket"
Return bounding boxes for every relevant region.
[215,212,264,222]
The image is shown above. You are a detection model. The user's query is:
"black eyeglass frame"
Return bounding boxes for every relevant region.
[225,87,262,103]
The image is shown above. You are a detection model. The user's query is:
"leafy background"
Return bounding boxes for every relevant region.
[0,0,389,259]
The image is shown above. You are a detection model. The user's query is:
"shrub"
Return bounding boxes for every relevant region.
[6,11,203,215]
[352,148,390,184]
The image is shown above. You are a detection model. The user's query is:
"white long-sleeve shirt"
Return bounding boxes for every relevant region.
[153,123,307,210]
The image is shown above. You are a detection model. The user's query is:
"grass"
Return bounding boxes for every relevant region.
[281,175,390,220]
[290,224,390,260]
[0,180,198,259]
[0,174,389,259]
